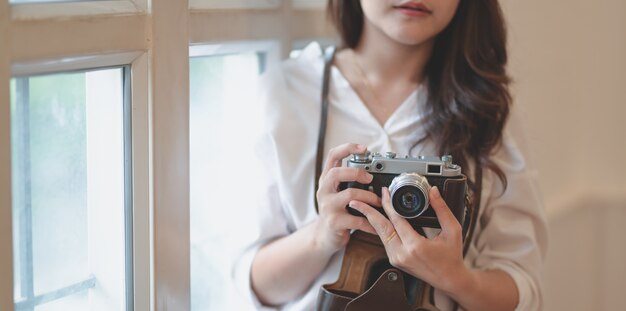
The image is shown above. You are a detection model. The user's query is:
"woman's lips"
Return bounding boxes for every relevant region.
[393,2,433,17]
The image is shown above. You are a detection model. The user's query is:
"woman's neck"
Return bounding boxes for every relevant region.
[332,20,435,126]
[353,20,434,86]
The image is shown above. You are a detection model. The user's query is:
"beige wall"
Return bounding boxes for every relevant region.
[503,0,626,202]
[502,0,626,309]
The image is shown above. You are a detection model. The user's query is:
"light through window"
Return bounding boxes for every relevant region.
[11,67,132,311]
[189,50,266,311]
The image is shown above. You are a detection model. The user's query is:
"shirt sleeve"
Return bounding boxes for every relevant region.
[470,107,549,311]
[229,66,293,311]
[230,131,292,310]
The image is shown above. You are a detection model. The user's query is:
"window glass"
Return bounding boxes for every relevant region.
[189,51,264,311]
[11,68,129,311]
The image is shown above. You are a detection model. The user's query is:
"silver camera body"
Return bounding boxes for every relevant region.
[341,151,467,229]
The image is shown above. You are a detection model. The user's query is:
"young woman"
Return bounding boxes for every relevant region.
[232,1,547,310]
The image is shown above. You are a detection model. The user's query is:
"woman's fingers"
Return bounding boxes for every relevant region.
[324,210,376,233]
[429,186,462,237]
[321,143,367,178]
[347,216,377,235]
[319,167,373,193]
[337,188,381,208]
[380,187,422,241]
[349,200,402,248]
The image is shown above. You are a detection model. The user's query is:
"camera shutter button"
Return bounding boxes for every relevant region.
[353,151,372,163]
[385,152,396,159]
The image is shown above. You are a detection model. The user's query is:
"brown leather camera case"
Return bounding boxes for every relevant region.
[316,176,468,311]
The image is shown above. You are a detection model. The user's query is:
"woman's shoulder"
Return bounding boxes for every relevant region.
[481,104,544,209]
[256,42,327,129]
[252,43,330,170]
[259,41,326,92]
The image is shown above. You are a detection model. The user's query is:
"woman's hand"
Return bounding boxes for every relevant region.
[314,143,380,255]
[349,186,470,296]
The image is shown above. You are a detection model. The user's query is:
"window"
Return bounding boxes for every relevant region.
[189,41,278,311]
[10,67,132,311]
[0,0,332,310]
[189,0,279,10]
[185,1,334,308]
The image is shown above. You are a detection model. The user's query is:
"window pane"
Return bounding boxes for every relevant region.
[11,77,20,304]
[11,68,129,311]
[189,51,264,310]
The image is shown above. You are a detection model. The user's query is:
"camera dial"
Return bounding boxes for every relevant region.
[389,172,431,219]
[352,151,372,163]
[384,152,397,159]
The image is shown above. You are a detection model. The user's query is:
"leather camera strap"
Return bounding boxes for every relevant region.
[314,45,337,214]
[452,164,483,311]
[462,166,482,257]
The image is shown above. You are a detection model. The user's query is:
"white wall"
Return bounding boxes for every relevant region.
[502,0,626,309]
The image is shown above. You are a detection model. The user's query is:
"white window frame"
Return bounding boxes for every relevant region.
[2,0,154,305]
[189,40,281,60]
[11,0,147,20]
[0,1,333,310]
[10,63,132,311]
[190,0,279,10]
[7,51,151,311]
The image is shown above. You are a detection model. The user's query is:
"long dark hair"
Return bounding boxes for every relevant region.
[327,0,511,193]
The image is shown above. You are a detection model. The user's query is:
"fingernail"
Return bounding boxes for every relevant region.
[357,144,367,150]
[431,186,441,199]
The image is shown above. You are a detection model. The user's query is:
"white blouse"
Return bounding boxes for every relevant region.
[231,42,548,311]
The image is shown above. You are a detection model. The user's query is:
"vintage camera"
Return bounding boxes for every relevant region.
[341,151,467,229]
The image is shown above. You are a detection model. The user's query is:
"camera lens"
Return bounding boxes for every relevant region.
[401,191,420,209]
[393,187,426,217]
[389,173,430,218]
